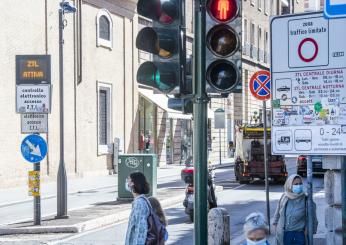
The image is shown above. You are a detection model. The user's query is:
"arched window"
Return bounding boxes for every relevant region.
[97,9,113,49]
[99,16,110,40]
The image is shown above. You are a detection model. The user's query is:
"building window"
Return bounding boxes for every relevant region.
[264,0,268,14]
[98,82,112,154]
[257,27,262,49]
[250,23,255,45]
[99,16,110,40]
[264,31,268,62]
[96,9,113,49]
[244,19,248,44]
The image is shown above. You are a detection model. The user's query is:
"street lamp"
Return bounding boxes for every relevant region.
[56,0,76,219]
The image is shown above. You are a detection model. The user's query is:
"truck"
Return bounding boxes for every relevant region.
[234,125,288,184]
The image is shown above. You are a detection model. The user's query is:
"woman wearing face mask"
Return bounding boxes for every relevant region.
[273,174,318,245]
[125,172,151,245]
[243,212,270,245]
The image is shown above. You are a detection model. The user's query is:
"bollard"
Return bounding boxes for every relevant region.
[208,208,230,245]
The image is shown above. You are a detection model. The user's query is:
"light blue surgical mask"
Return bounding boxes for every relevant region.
[125,180,133,192]
[246,238,267,245]
[292,184,303,194]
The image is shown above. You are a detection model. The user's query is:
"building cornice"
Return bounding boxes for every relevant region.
[83,0,136,19]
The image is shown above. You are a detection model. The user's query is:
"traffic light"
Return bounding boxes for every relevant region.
[136,0,183,94]
[205,0,242,94]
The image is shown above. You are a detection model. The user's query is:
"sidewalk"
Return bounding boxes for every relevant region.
[0,160,232,237]
[0,164,189,207]
[0,158,234,208]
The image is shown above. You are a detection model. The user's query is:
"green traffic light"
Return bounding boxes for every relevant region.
[137,61,176,93]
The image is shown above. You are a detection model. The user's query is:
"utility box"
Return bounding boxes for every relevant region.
[117,154,157,200]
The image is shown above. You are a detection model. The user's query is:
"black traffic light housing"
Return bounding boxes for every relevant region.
[136,0,184,94]
[205,0,242,95]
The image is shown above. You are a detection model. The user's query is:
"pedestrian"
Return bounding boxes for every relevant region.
[273,174,318,245]
[243,212,270,245]
[125,172,150,245]
[148,197,169,242]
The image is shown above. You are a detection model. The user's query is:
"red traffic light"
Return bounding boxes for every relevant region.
[208,0,238,23]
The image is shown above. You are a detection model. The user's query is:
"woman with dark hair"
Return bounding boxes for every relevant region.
[125,172,151,245]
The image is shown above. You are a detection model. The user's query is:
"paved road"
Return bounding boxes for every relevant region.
[0,167,186,226]
[54,157,324,245]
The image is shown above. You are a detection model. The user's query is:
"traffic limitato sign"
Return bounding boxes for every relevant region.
[249,70,271,101]
[270,12,346,155]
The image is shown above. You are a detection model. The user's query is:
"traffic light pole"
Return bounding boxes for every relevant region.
[193,1,208,244]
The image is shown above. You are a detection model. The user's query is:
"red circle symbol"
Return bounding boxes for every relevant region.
[298,38,318,62]
[249,70,271,101]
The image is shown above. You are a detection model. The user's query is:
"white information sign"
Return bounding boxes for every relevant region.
[21,114,48,133]
[270,12,346,155]
[16,85,51,113]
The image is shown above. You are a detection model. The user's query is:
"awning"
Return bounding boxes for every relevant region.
[139,88,192,120]
[138,88,214,119]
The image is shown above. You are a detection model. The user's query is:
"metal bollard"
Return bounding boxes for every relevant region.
[208,208,230,245]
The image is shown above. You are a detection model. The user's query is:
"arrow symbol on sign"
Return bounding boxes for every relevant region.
[25,140,42,157]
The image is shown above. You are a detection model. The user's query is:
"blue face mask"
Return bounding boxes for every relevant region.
[292,184,303,194]
[246,238,267,245]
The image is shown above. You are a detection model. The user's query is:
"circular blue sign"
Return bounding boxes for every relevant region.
[21,135,47,163]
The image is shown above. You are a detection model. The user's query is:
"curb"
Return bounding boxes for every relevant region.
[212,163,234,169]
[0,186,224,235]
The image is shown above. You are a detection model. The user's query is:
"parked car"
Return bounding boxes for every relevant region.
[297,155,326,176]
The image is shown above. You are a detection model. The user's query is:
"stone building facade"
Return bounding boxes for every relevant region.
[0,0,139,187]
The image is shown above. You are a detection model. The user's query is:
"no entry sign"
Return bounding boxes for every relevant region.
[249,70,271,101]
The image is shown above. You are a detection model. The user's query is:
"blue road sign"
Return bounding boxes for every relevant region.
[324,0,346,18]
[21,135,47,163]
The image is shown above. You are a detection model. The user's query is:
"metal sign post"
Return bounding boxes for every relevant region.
[33,163,41,225]
[249,70,271,231]
[21,134,47,225]
[306,156,313,245]
[262,100,270,233]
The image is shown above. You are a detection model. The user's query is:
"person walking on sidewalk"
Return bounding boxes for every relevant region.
[273,174,318,245]
[125,172,150,245]
[243,212,270,245]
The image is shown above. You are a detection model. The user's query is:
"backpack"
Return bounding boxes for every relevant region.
[141,197,167,245]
